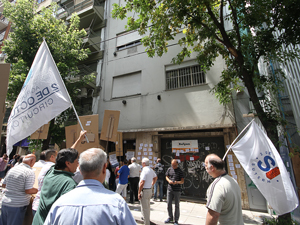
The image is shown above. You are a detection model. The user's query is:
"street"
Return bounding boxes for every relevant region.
[0,185,274,225]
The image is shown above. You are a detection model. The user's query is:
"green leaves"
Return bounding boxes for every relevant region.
[3,0,89,102]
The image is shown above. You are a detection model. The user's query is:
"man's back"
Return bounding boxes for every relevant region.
[154,163,164,180]
[2,163,35,207]
[129,162,140,177]
[32,166,77,225]
[44,179,136,225]
[119,165,130,184]
[206,174,244,225]
[140,166,156,186]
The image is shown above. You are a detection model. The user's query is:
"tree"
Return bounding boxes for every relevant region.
[112,0,300,220]
[111,0,300,144]
[3,0,94,149]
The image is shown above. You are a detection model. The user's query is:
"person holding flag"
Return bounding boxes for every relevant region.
[205,154,244,225]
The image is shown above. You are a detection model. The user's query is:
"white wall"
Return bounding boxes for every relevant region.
[95,0,235,131]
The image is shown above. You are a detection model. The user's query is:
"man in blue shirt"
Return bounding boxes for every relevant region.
[44,148,136,225]
[115,159,130,200]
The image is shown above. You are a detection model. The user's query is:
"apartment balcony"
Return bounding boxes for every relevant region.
[57,0,104,29]
[83,27,101,53]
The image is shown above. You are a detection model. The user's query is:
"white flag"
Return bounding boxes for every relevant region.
[6,40,72,156]
[231,121,298,215]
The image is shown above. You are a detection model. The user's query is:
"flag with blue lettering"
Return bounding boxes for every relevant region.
[231,121,298,215]
[6,40,72,156]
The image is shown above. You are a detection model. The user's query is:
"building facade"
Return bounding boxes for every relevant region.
[93,0,250,206]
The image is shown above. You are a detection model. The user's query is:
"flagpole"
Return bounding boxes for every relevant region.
[222,118,255,160]
[43,39,89,143]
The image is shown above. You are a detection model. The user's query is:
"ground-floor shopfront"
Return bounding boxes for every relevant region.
[115,126,251,210]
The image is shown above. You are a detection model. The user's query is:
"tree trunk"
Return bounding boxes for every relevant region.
[241,70,292,223]
[241,69,279,146]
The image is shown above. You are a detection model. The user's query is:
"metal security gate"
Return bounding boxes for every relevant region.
[160,136,225,199]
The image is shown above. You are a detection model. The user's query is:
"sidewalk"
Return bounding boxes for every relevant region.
[129,199,273,225]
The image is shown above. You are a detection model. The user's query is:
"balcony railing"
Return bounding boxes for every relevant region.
[68,0,94,15]
[57,0,103,19]
[83,27,101,52]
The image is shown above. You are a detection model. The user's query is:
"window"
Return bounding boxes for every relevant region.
[166,65,206,90]
[112,72,141,98]
[117,40,141,51]
[116,31,142,51]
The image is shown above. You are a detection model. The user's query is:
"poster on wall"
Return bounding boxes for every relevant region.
[109,152,119,168]
[172,140,198,153]
[126,151,135,160]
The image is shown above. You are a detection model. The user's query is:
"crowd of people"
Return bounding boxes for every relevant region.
[0,132,244,225]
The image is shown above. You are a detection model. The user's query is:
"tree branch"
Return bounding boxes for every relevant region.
[186,11,225,45]
[227,0,242,50]
[204,2,238,58]
[220,0,224,28]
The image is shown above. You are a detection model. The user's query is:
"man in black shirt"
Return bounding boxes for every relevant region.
[165,159,184,225]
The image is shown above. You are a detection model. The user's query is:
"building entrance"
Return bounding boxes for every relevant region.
[160,136,225,199]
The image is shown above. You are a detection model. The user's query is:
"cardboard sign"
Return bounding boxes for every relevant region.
[75,114,100,154]
[65,124,77,148]
[0,64,10,131]
[115,132,123,156]
[33,167,43,189]
[100,110,120,142]
[30,123,50,139]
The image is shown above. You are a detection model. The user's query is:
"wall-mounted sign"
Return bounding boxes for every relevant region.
[172,140,199,153]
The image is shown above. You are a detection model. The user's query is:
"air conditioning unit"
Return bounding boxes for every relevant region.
[0,53,4,60]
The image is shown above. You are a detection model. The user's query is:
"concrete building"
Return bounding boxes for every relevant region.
[94,0,250,207]
[53,0,106,116]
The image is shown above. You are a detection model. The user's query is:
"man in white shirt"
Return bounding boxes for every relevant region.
[138,158,157,225]
[128,157,141,204]
[32,149,57,216]
[33,151,46,167]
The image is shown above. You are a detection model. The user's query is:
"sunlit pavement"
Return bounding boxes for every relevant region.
[128,198,273,225]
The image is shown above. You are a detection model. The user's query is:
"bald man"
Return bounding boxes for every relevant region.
[0,154,38,225]
[165,159,184,225]
[205,154,244,225]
